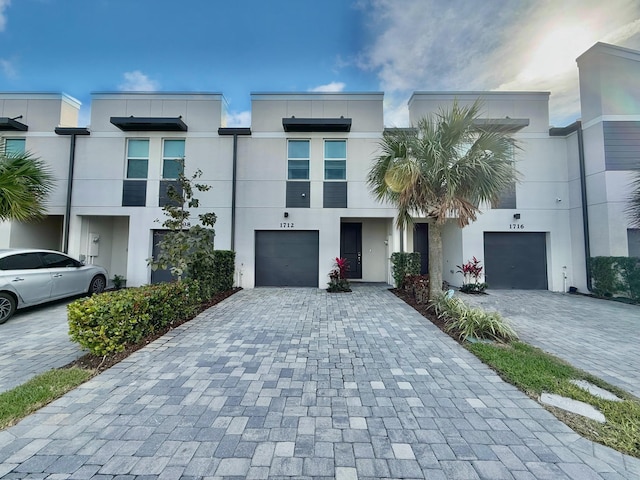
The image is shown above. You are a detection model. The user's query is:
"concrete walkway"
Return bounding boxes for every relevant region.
[0,299,83,394]
[461,290,640,399]
[0,286,638,479]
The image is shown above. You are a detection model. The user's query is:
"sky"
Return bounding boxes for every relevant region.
[1,0,640,128]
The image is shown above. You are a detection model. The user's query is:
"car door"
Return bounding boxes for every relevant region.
[0,252,52,305]
[39,252,85,298]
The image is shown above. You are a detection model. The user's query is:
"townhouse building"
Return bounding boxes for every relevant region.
[0,42,638,292]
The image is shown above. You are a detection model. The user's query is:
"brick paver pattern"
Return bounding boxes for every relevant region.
[0,286,638,479]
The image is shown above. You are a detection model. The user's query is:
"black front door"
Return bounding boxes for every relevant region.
[414,223,429,275]
[340,223,362,279]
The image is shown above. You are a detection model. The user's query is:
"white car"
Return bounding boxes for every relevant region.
[0,249,108,324]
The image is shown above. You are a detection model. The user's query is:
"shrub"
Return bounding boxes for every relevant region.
[68,281,201,356]
[212,250,235,293]
[430,293,518,342]
[590,256,640,300]
[390,252,421,288]
[456,256,487,293]
[327,257,351,292]
[402,274,429,303]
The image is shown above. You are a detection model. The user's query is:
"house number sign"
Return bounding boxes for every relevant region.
[509,223,525,230]
[280,222,295,228]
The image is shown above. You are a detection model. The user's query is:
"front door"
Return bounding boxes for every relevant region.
[340,223,362,279]
[414,223,429,275]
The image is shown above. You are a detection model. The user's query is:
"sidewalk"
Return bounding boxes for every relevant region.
[0,286,638,479]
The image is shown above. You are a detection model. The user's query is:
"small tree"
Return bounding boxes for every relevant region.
[147,159,217,296]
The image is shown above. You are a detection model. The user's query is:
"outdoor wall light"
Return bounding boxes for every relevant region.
[513,213,521,219]
[284,212,289,218]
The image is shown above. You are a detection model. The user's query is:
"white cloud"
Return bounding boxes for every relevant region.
[226,110,251,127]
[309,82,346,92]
[0,0,10,32]
[0,58,16,78]
[358,0,640,126]
[118,70,159,91]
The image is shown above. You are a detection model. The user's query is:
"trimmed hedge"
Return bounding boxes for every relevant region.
[68,280,201,356]
[390,252,421,288]
[212,250,235,293]
[590,256,640,300]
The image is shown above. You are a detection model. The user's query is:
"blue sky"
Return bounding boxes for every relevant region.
[1,0,640,127]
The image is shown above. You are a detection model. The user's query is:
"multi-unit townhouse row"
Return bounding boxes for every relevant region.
[1,42,639,292]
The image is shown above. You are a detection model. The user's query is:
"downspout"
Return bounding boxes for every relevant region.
[55,127,90,253]
[217,128,251,251]
[576,122,593,290]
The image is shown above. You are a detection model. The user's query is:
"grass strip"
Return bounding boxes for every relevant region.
[469,341,640,458]
[0,368,94,430]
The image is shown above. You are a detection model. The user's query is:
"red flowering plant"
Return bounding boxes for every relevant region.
[456,256,487,293]
[327,257,352,292]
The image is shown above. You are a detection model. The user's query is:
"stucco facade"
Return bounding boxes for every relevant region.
[1,42,638,292]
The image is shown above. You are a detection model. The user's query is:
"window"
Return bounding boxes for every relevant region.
[0,253,43,270]
[40,252,78,268]
[288,140,309,180]
[324,140,346,180]
[492,142,516,209]
[629,229,640,258]
[4,138,25,155]
[163,139,185,179]
[126,139,149,179]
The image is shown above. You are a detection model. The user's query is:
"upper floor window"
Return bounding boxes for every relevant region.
[287,140,309,180]
[324,140,346,180]
[4,138,26,155]
[163,139,185,179]
[126,139,149,179]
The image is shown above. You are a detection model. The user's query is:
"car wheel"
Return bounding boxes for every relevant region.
[89,275,106,295]
[0,292,16,325]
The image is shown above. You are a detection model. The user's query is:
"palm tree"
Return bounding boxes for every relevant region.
[627,170,640,228]
[368,100,519,299]
[0,143,54,221]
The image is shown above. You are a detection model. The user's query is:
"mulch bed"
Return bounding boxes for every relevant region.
[391,288,463,344]
[63,288,242,373]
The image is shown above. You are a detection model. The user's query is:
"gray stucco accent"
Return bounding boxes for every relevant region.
[286,181,310,208]
[121,180,146,207]
[493,181,516,209]
[323,182,347,208]
[603,121,640,171]
[159,180,182,207]
[628,229,640,258]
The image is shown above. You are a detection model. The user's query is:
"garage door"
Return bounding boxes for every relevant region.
[484,232,548,289]
[255,231,319,287]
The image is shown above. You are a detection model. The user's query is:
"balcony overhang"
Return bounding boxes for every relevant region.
[110,116,188,132]
[282,117,352,132]
[0,117,28,131]
[472,118,529,133]
[55,127,90,136]
[218,127,252,136]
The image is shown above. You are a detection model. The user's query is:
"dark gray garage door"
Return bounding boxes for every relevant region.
[255,231,319,287]
[484,232,548,289]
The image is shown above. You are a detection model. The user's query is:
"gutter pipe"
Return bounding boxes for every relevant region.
[54,127,90,253]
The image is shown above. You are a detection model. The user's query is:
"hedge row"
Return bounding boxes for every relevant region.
[590,256,640,300]
[68,280,202,356]
[68,250,237,357]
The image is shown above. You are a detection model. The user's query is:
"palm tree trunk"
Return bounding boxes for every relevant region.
[428,221,443,299]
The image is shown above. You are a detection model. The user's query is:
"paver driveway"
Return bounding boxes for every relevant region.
[461,290,640,399]
[0,299,83,394]
[0,286,638,479]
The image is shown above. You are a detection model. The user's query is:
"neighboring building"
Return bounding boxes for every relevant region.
[1,42,638,291]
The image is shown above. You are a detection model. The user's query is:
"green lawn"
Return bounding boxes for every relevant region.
[0,368,93,430]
